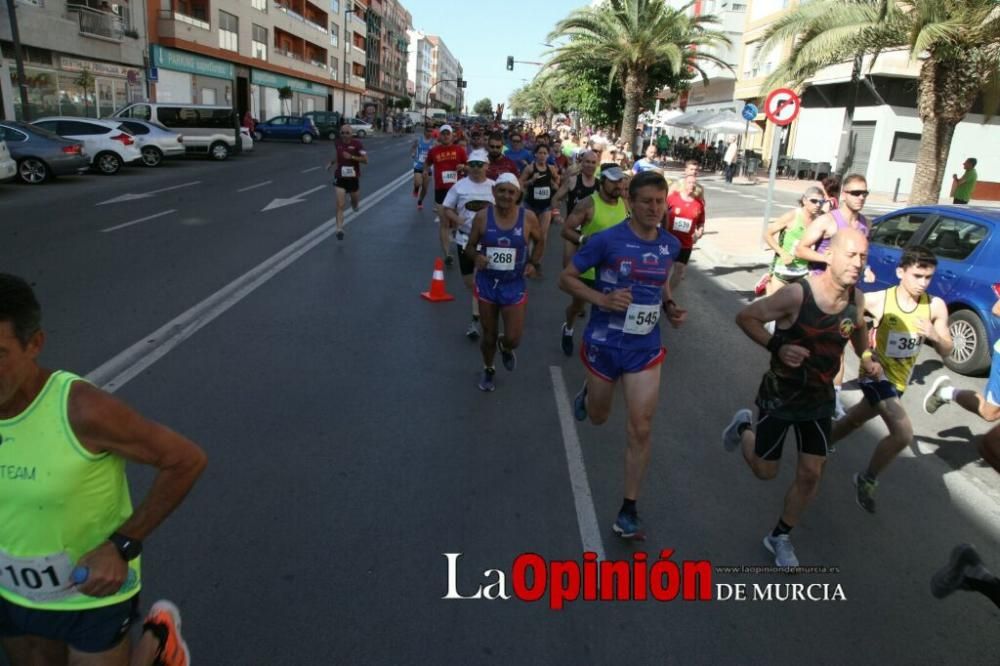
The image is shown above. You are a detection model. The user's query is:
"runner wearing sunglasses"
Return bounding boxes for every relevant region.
[762,186,826,296]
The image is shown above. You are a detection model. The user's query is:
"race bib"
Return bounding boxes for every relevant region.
[533,186,551,200]
[442,170,458,184]
[0,548,75,603]
[623,302,660,335]
[886,331,921,358]
[486,247,516,271]
[340,166,356,178]
[454,229,470,249]
[673,217,693,233]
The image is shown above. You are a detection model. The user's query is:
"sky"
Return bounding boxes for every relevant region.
[402,0,587,113]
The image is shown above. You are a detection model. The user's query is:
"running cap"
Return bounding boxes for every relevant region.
[495,173,521,190]
[439,124,454,133]
[467,148,489,163]
[600,165,626,181]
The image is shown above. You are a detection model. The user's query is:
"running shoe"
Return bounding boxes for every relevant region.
[573,383,588,422]
[763,534,799,567]
[923,375,953,415]
[143,600,190,666]
[561,324,574,357]
[412,188,418,198]
[352,202,360,212]
[465,320,480,341]
[444,255,455,268]
[722,408,752,452]
[853,472,878,514]
[478,367,496,392]
[417,202,424,210]
[612,511,645,540]
[931,543,984,599]
[335,229,345,241]
[498,339,516,372]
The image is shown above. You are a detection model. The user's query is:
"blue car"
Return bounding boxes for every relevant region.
[868,205,999,376]
[252,116,319,144]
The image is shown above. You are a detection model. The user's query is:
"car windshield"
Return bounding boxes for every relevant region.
[14,122,63,140]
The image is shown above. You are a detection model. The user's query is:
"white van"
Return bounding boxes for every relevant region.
[113,103,240,161]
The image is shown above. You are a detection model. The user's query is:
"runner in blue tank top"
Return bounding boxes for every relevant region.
[411,126,436,209]
[464,173,543,392]
[559,171,687,541]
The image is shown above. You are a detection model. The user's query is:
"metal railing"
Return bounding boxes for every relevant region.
[69,4,124,40]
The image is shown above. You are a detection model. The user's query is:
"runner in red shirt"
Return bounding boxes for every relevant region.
[425,124,468,265]
[664,174,705,292]
[327,124,368,241]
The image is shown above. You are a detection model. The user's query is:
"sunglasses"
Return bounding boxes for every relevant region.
[488,145,503,149]
[806,198,824,205]
[467,161,485,167]
[845,189,870,197]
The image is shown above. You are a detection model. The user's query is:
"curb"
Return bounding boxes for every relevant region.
[696,242,771,268]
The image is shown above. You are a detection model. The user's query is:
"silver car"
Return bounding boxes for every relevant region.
[0,121,90,184]
[112,118,186,167]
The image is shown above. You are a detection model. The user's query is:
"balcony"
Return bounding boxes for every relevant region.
[67,4,124,41]
[158,0,210,30]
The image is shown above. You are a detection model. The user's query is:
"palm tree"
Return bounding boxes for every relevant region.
[547,0,731,150]
[757,0,1000,204]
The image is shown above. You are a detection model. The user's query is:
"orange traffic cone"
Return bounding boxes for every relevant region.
[420,257,454,302]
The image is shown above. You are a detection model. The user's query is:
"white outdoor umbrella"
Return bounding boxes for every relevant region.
[701,117,762,133]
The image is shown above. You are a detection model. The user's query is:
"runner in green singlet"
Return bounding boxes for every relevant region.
[763,186,825,296]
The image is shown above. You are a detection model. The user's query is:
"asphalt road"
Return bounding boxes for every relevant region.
[2,137,998,664]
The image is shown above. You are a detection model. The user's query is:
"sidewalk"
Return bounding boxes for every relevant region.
[695,217,773,268]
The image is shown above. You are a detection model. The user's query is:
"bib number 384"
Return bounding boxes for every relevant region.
[623,303,660,335]
[486,247,516,271]
[0,548,74,602]
[886,331,921,358]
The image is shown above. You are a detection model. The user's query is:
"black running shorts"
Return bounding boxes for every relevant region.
[754,409,833,460]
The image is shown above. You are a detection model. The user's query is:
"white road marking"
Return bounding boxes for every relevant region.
[549,366,606,560]
[87,171,412,393]
[97,181,201,205]
[261,184,328,211]
[237,180,273,192]
[301,166,322,173]
[100,209,177,233]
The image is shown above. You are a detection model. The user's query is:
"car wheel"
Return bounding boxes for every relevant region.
[253,131,264,142]
[209,141,230,161]
[95,151,122,175]
[141,146,163,167]
[945,309,991,376]
[301,133,314,144]
[328,130,337,141]
[356,130,366,137]
[17,157,49,184]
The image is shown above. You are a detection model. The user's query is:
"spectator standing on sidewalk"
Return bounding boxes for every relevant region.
[952,158,978,204]
[723,139,739,183]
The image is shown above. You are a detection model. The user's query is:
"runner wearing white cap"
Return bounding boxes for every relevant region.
[442,148,495,340]
[425,124,468,266]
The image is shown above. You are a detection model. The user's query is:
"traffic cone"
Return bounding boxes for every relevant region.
[420,257,454,302]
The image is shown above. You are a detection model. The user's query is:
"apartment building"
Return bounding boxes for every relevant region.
[406,28,430,110]
[146,0,368,120]
[1,0,148,120]
[735,0,999,198]
[668,0,745,116]
[361,0,411,121]
[424,34,460,113]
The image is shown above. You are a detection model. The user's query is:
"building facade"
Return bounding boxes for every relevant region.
[1,0,148,120]
[424,34,459,114]
[360,0,410,123]
[406,28,430,114]
[674,0,745,117]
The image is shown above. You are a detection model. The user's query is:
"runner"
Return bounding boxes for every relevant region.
[632,145,662,174]
[485,133,519,181]
[762,186,825,296]
[0,274,207,666]
[328,124,368,241]
[504,132,533,173]
[425,124,468,266]
[559,164,628,356]
[519,144,560,275]
[667,160,705,202]
[722,230,874,567]
[464,174,543,391]
[794,173,873,416]
[663,173,705,293]
[553,150,600,271]
[442,148,495,341]
[411,125,436,210]
[830,246,953,513]
[559,171,686,539]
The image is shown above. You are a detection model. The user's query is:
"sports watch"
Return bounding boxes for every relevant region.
[108,532,143,561]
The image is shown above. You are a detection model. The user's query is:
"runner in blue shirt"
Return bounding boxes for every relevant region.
[504,131,533,173]
[411,125,436,209]
[559,171,687,540]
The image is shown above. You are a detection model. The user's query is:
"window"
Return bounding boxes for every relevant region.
[889,132,921,163]
[923,217,987,261]
[252,24,268,59]
[57,120,109,135]
[119,104,151,120]
[331,0,339,12]
[870,213,927,249]
[251,0,266,10]
[330,22,338,46]
[219,11,238,52]
[353,62,365,77]
[0,126,28,142]
[120,121,150,135]
[156,107,236,129]
[330,55,338,79]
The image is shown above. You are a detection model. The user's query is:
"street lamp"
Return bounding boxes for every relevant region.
[341,2,356,122]
[424,77,465,124]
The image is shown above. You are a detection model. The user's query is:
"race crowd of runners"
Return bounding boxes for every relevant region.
[1,116,999,663]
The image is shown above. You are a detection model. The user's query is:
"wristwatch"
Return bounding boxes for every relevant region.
[108,532,143,561]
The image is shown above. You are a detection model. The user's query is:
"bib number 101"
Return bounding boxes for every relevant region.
[2,564,62,589]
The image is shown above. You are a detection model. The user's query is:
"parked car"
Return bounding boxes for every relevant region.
[253,116,320,143]
[113,103,240,161]
[31,117,141,175]
[0,121,89,184]
[343,117,373,137]
[109,118,185,167]
[867,205,999,376]
[303,111,342,140]
[0,140,16,183]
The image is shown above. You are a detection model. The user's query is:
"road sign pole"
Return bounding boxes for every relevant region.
[761,124,782,243]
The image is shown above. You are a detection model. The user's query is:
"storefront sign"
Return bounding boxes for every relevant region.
[251,69,325,96]
[59,57,133,78]
[151,45,234,80]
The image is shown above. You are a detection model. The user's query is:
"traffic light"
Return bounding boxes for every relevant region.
[458,78,467,88]
[506,56,514,71]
